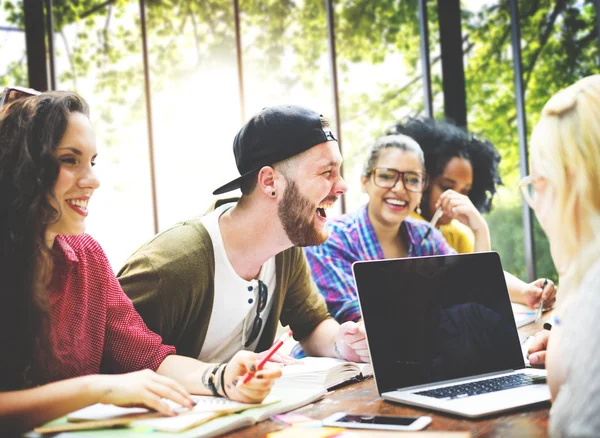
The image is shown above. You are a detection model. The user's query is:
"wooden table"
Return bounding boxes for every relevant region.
[229,315,552,438]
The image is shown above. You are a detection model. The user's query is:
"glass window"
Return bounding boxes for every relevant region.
[145,1,241,229]
[333,1,427,211]
[520,0,597,283]
[0,0,28,87]
[54,1,154,269]
[463,0,529,281]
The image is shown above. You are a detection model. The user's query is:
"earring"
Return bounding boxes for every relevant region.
[271,191,276,196]
[415,206,422,215]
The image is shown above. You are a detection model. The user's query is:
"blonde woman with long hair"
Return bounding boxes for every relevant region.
[523,74,600,436]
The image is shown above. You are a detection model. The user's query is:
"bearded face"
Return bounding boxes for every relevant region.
[277,177,336,247]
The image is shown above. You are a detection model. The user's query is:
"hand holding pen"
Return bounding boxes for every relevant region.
[520,278,556,314]
[237,330,292,387]
[219,348,284,404]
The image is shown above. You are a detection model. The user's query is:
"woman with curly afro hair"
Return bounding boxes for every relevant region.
[389,118,501,253]
[389,117,556,309]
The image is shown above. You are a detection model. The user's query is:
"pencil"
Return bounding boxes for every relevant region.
[535,278,548,323]
[238,330,293,386]
[420,207,444,246]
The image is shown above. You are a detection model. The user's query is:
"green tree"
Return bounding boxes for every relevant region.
[1,0,596,277]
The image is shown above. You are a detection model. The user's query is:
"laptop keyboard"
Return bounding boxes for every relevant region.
[414,373,545,400]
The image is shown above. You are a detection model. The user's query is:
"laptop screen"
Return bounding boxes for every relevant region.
[353,253,525,394]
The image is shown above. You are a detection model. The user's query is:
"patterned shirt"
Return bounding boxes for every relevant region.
[304,204,455,324]
[37,234,175,385]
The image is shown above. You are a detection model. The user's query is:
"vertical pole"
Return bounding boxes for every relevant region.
[595,0,600,65]
[233,0,246,123]
[44,0,56,90]
[24,0,49,91]
[325,0,346,213]
[418,0,433,118]
[139,0,160,234]
[436,0,467,128]
[509,0,536,281]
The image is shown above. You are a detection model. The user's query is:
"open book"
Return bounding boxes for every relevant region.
[512,302,537,328]
[274,357,372,391]
[33,387,326,436]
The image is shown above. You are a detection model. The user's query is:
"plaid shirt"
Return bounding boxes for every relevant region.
[304,204,455,324]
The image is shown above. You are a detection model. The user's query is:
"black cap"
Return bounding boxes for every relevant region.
[213,105,337,195]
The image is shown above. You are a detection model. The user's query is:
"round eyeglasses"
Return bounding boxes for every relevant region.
[519,175,545,208]
[368,168,428,192]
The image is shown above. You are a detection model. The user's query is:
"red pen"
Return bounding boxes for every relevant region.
[238,329,293,386]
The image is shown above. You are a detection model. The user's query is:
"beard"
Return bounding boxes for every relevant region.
[277,178,331,247]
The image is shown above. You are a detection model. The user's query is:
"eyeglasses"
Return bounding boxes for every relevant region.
[519,175,545,208]
[324,130,337,142]
[368,168,428,192]
[244,280,268,347]
[0,86,41,110]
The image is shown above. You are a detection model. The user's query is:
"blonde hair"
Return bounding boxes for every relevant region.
[530,74,600,307]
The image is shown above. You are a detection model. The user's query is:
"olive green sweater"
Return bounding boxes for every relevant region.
[117,215,330,358]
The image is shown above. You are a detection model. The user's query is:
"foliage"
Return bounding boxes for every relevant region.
[485,199,558,284]
[1,0,596,279]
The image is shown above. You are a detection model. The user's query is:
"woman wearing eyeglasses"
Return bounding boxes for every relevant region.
[520,75,600,436]
[0,90,281,433]
[303,134,458,324]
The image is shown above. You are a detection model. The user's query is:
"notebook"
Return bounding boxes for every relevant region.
[511,302,537,327]
[33,387,326,436]
[352,252,551,418]
[35,394,279,434]
[274,357,372,391]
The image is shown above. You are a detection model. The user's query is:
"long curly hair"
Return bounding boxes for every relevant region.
[388,118,502,219]
[0,91,89,390]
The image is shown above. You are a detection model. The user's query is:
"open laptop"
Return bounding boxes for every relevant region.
[352,252,551,418]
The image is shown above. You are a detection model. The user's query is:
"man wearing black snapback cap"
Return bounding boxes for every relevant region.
[118,105,368,398]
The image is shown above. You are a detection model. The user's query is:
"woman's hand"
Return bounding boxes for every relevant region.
[527,329,550,367]
[436,189,487,232]
[520,278,557,309]
[436,189,491,252]
[90,369,195,416]
[223,351,282,403]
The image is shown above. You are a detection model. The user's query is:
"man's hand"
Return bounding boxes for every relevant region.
[334,321,370,363]
[225,351,282,403]
[521,278,557,310]
[527,329,550,367]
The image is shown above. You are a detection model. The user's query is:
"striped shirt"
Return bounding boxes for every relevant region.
[304,204,455,324]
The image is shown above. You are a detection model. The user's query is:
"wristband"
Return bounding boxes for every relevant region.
[206,364,222,397]
[220,363,229,398]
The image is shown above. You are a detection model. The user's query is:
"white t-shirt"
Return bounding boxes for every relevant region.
[198,202,276,363]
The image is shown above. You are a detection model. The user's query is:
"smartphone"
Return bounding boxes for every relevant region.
[321,412,431,431]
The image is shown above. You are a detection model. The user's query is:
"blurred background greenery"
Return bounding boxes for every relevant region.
[1,0,597,281]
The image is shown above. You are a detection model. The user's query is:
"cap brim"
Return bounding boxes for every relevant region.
[213,167,263,195]
[212,175,244,195]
